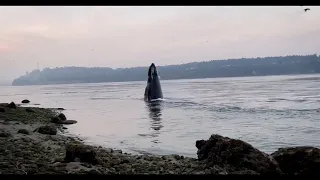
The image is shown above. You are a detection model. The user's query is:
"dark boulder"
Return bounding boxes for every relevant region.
[0,103,9,107]
[18,129,30,135]
[21,99,30,104]
[51,116,62,123]
[57,120,77,125]
[58,113,67,121]
[0,107,5,112]
[50,114,77,125]
[65,143,98,165]
[34,125,57,135]
[271,146,320,175]
[196,134,281,175]
[26,108,35,113]
[7,102,16,109]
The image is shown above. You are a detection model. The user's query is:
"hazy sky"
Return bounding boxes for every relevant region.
[0,6,320,81]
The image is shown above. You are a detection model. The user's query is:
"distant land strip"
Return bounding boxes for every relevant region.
[12,54,320,86]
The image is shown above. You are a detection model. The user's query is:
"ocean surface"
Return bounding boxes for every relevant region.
[1,74,320,157]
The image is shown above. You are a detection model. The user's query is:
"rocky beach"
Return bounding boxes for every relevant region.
[0,101,319,175]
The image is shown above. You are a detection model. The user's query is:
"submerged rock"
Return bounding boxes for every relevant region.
[195,134,281,175]
[35,125,57,135]
[271,146,320,175]
[65,143,99,165]
[18,129,30,135]
[21,99,30,104]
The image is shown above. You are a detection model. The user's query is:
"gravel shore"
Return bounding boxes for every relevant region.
[0,102,221,174]
[0,101,319,175]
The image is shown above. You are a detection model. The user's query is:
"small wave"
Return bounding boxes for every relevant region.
[137,134,158,138]
[287,77,320,81]
[89,97,114,100]
[13,93,30,96]
[61,92,79,94]
[267,98,308,103]
[150,98,165,102]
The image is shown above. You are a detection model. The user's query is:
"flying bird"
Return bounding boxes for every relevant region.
[304,8,310,12]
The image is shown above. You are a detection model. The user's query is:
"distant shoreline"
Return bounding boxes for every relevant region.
[12,54,320,86]
[9,72,320,87]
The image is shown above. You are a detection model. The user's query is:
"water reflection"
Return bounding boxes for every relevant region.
[147,101,163,130]
[146,101,164,145]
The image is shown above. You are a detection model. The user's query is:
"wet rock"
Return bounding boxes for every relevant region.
[26,108,35,113]
[51,117,62,123]
[56,120,77,125]
[195,134,281,175]
[0,129,11,137]
[172,154,181,160]
[0,103,9,107]
[35,125,57,135]
[7,102,16,109]
[62,127,68,130]
[57,108,65,110]
[51,116,77,124]
[65,143,98,165]
[271,146,320,175]
[0,107,5,112]
[58,113,67,121]
[18,129,30,135]
[21,99,30,104]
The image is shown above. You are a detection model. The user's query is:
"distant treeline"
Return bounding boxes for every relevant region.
[12,54,320,86]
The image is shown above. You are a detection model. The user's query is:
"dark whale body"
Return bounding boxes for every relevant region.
[144,63,163,102]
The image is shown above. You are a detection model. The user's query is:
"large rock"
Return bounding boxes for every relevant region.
[65,143,99,165]
[21,99,30,104]
[58,113,67,120]
[58,120,77,125]
[196,134,281,175]
[51,116,62,123]
[7,102,16,109]
[34,125,57,135]
[271,146,320,175]
[18,129,30,135]
[51,114,77,125]
[26,108,35,113]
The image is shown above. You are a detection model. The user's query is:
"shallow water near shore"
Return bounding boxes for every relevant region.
[1,74,320,157]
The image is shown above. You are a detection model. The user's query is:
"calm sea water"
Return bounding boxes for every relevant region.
[1,74,320,157]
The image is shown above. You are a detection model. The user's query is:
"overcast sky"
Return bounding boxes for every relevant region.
[0,6,319,82]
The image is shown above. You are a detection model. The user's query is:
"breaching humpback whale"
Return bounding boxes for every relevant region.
[144,63,163,102]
